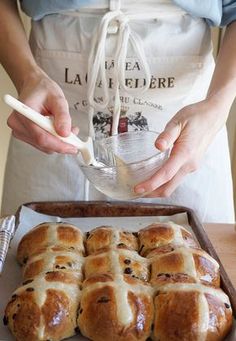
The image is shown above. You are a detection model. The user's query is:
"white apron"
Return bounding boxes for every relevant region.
[2,0,235,223]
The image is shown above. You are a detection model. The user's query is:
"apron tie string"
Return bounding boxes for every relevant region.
[87,10,151,135]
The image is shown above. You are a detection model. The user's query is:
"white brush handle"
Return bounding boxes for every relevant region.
[4,94,94,164]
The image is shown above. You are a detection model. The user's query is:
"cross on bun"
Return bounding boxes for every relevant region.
[79,226,153,340]
[152,283,232,341]
[22,246,84,282]
[4,221,233,341]
[138,222,199,256]
[86,226,139,254]
[84,248,149,281]
[78,274,153,341]
[4,272,81,341]
[148,246,220,287]
[17,222,85,265]
[5,222,83,341]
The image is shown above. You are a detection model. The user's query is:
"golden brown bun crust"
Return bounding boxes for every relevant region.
[149,247,220,287]
[78,276,153,341]
[153,287,233,341]
[153,290,200,340]
[205,293,233,341]
[42,288,73,340]
[4,272,80,341]
[44,270,79,285]
[5,221,233,341]
[138,223,199,256]
[17,224,48,265]
[5,291,41,341]
[193,252,220,287]
[86,226,138,254]
[17,222,84,265]
[23,248,83,282]
[84,249,149,282]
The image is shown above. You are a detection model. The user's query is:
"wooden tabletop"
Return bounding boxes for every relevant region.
[204,223,236,288]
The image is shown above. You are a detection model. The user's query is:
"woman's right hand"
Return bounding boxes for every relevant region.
[7,70,79,154]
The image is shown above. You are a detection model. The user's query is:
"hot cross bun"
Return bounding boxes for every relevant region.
[78,273,153,341]
[4,221,233,341]
[22,246,84,282]
[152,283,232,341]
[138,222,199,256]
[148,246,220,287]
[17,222,85,265]
[86,226,139,254]
[5,222,83,341]
[4,272,81,341]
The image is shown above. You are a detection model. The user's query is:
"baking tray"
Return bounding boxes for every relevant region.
[15,200,236,316]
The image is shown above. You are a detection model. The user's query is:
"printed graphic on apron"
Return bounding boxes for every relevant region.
[128,111,148,131]
[3,2,234,224]
[65,62,171,117]
[93,106,149,138]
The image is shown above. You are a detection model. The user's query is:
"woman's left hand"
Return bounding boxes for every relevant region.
[134,98,229,197]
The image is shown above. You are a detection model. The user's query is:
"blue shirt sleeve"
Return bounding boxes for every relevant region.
[20,0,236,26]
[21,0,94,20]
[221,0,236,25]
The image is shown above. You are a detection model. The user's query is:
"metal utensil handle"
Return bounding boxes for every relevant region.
[0,231,11,274]
[0,215,15,274]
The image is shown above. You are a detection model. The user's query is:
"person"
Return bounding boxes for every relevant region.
[0,0,236,223]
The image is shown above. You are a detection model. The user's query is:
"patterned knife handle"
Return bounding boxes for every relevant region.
[0,216,15,274]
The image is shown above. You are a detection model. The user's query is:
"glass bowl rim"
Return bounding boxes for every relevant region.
[80,130,169,169]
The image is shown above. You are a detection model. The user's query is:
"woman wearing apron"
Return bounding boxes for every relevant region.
[0,0,236,222]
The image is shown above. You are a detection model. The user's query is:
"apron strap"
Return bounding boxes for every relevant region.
[109,0,121,11]
[87,9,151,135]
[86,4,186,135]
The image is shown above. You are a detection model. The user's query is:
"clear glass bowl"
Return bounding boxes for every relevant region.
[79,131,169,200]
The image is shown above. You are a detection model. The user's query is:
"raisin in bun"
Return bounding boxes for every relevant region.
[148,246,220,287]
[78,274,153,341]
[5,223,84,341]
[22,246,84,282]
[84,248,149,281]
[5,221,233,341]
[79,226,153,340]
[4,272,81,341]
[152,283,232,341]
[86,226,138,254]
[17,222,84,265]
[138,222,199,256]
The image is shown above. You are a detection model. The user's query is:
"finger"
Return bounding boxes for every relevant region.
[8,112,78,154]
[8,110,52,137]
[13,128,78,155]
[48,95,71,137]
[134,142,187,194]
[7,111,31,136]
[22,97,51,116]
[72,126,80,135]
[12,130,54,154]
[155,119,182,151]
[143,165,188,198]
